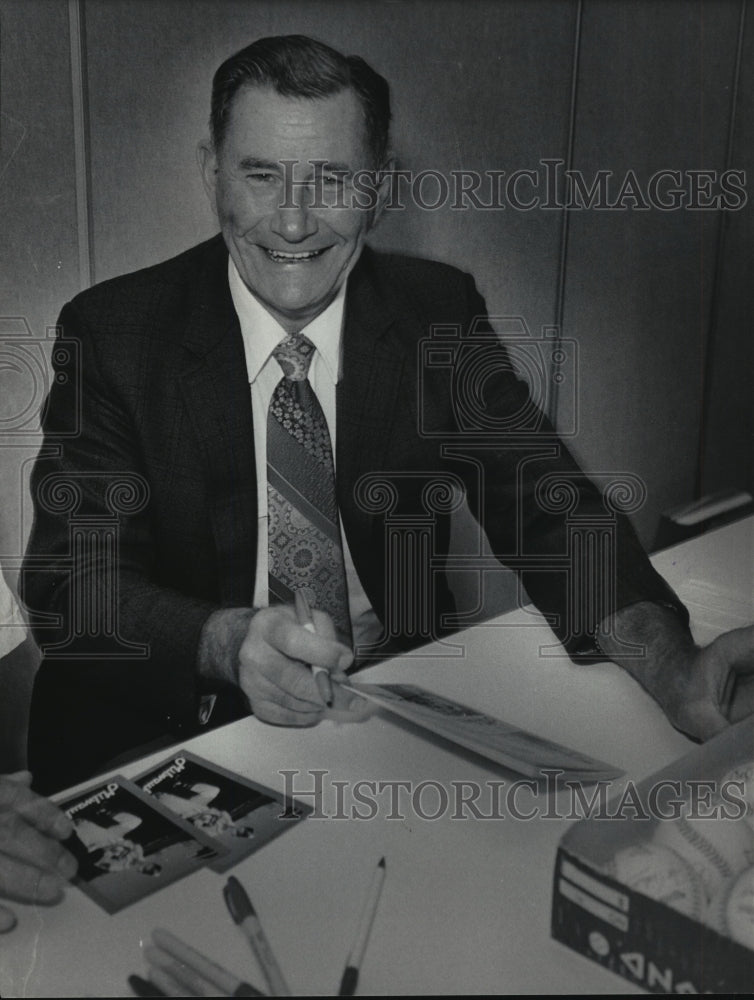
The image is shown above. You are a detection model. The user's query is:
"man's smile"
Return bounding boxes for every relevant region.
[262,246,330,263]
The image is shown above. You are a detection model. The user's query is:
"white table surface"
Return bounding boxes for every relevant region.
[2,517,752,997]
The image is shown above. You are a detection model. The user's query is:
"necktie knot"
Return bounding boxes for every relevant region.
[273,333,315,381]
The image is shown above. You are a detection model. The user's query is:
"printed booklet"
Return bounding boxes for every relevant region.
[345,681,623,781]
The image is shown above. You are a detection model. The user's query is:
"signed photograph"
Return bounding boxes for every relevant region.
[134,749,310,872]
[58,776,223,914]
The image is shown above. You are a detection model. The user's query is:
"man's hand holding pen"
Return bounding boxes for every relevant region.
[198,604,370,728]
[237,603,352,725]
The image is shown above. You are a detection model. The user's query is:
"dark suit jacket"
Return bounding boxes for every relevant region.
[22,236,684,792]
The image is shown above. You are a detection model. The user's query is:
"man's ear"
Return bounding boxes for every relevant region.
[197,140,219,205]
[368,153,396,231]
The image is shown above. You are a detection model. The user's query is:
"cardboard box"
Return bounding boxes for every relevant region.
[552,718,754,993]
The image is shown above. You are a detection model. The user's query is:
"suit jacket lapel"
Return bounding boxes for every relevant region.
[338,254,407,470]
[337,249,409,613]
[178,241,258,606]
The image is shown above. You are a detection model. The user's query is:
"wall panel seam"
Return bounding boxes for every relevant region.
[696,0,748,496]
[68,0,93,289]
[549,0,582,429]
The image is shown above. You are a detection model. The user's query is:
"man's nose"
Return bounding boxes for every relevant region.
[270,189,318,243]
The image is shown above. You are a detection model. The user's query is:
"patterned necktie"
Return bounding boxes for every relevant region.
[267,333,353,647]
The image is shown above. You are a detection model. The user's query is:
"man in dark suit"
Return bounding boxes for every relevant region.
[21,35,754,794]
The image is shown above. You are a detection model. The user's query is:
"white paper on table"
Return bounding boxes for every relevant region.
[675,578,754,646]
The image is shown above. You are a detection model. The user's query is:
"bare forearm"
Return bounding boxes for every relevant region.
[595,602,739,741]
[597,602,698,694]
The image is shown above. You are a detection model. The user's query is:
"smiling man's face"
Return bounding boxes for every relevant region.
[201,84,385,331]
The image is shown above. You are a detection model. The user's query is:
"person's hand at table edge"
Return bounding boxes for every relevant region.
[198,605,368,726]
[598,604,754,742]
[0,771,78,931]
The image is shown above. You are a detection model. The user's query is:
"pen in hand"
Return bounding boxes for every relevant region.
[294,589,334,708]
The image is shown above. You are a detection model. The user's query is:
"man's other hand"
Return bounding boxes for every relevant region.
[599,605,754,742]
[0,771,78,932]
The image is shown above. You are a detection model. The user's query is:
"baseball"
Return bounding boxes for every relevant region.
[705,865,754,950]
[654,815,754,902]
[606,842,703,919]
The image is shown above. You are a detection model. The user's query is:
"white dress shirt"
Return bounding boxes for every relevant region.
[0,567,25,659]
[228,258,382,651]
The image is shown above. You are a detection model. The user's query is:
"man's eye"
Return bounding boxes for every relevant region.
[319,173,349,187]
[248,172,277,184]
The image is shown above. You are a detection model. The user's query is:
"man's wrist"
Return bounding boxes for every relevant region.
[197,607,257,687]
[596,601,698,706]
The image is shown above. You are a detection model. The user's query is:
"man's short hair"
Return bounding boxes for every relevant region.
[210,34,391,166]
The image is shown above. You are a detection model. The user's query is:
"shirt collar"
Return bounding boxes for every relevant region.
[228,256,346,384]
